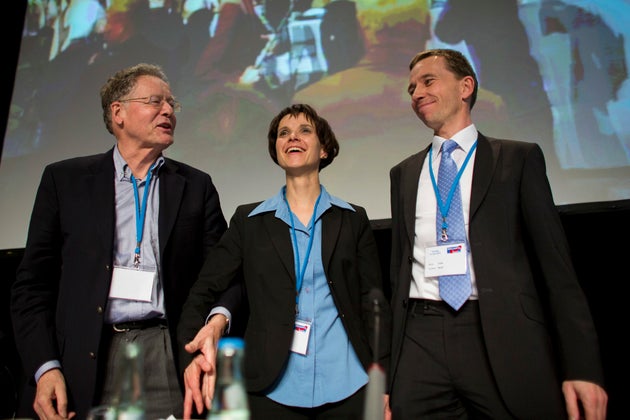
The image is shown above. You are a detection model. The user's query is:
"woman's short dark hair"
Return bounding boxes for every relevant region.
[267,104,340,171]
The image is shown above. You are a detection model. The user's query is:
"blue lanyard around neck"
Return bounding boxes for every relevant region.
[130,162,157,268]
[284,189,322,312]
[429,140,477,231]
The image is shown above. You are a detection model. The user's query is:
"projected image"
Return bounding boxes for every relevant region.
[1,0,630,250]
[6,0,368,157]
[519,1,629,169]
[8,0,628,163]
[430,0,630,171]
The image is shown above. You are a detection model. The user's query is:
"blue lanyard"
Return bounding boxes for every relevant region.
[284,190,322,314]
[429,140,477,237]
[130,162,157,268]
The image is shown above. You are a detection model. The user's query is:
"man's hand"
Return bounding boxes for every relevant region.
[182,315,228,419]
[34,368,76,419]
[562,380,607,420]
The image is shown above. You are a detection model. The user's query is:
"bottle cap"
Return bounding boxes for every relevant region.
[218,337,244,350]
[124,342,141,358]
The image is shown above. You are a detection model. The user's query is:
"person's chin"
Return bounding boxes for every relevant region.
[156,138,175,150]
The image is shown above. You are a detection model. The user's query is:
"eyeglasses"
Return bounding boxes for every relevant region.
[118,95,182,113]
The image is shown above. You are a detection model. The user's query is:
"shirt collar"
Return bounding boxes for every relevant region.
[113,145,165,182]
[248,185,354,222]
[431,124,478,162]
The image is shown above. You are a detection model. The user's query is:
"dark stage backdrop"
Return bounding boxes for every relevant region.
[1,201,629,418]
[1,0,630,250]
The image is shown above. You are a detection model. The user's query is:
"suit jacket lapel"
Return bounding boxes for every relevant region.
[90,149,116,255]
[321,206,341,271]
[401,136,496,237]
[264,212,296,283]
[261,206,342,286]
[158,159,186,258]
[470,133,499,220]
[404,148,429,246]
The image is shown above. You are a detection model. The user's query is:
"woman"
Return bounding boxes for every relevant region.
[178,104,391,418]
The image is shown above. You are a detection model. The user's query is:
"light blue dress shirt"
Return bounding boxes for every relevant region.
[106,146,166,323]
[249,185,368,407]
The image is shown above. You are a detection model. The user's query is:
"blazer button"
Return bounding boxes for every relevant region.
[96,306,104,314]
[89,352,96,359]
[105,264,110,271]
[407,256,413,263]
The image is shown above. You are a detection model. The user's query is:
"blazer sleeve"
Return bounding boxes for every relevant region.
[11,164,64,379]
[177,206,247,367]
[519,144,604,384]
[352,206,392,376]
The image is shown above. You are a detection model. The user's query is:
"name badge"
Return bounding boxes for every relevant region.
[290,319,312,355]
[424,242,467,277]
[109,266,156,302]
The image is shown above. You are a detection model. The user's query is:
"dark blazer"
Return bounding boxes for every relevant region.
[178,200,391,393]
[10,147,228,419]
[389,133,605,418]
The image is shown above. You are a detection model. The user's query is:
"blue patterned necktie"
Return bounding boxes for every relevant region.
[436,139,471,310]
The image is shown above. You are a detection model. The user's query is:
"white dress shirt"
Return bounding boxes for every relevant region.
[410,124,479,300]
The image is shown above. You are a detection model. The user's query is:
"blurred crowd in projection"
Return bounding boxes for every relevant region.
[9,0,365,157]
[427,0,629,170]
[6,0,630,172]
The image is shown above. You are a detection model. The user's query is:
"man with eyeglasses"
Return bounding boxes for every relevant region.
[11,63,239,419]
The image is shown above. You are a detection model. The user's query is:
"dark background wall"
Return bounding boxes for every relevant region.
[1,249,24,418]
[552,201,629,420]
[2,201,629,418]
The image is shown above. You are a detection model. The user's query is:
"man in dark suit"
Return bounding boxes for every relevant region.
[10,63,231,419]
[386,49,607,419]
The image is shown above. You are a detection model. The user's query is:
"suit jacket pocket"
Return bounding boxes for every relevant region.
[519,293,545,324]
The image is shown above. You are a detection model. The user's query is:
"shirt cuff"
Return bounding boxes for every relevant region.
[206,306,232,334]
[35,360,62,383]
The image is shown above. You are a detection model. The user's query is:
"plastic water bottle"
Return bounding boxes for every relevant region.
[207,337,250,420]
[112,341,145,420]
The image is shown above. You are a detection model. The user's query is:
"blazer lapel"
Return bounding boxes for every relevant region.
[403,148,428,246]
[264,212,297,284]
[158,159,186,258]
[321,206,342,271]
[90,149,116,255]
[469,133,499,220]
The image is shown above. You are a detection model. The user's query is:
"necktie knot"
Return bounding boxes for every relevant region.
[442,139,458,155]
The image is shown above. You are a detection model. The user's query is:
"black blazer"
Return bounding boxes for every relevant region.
[178,200,391,393]
[10,147,227,418]
[389,133,605,418]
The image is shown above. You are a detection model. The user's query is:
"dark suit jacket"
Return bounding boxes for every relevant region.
[178,200,391,393]
[10,147,228,418]
[389,133,605,418]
